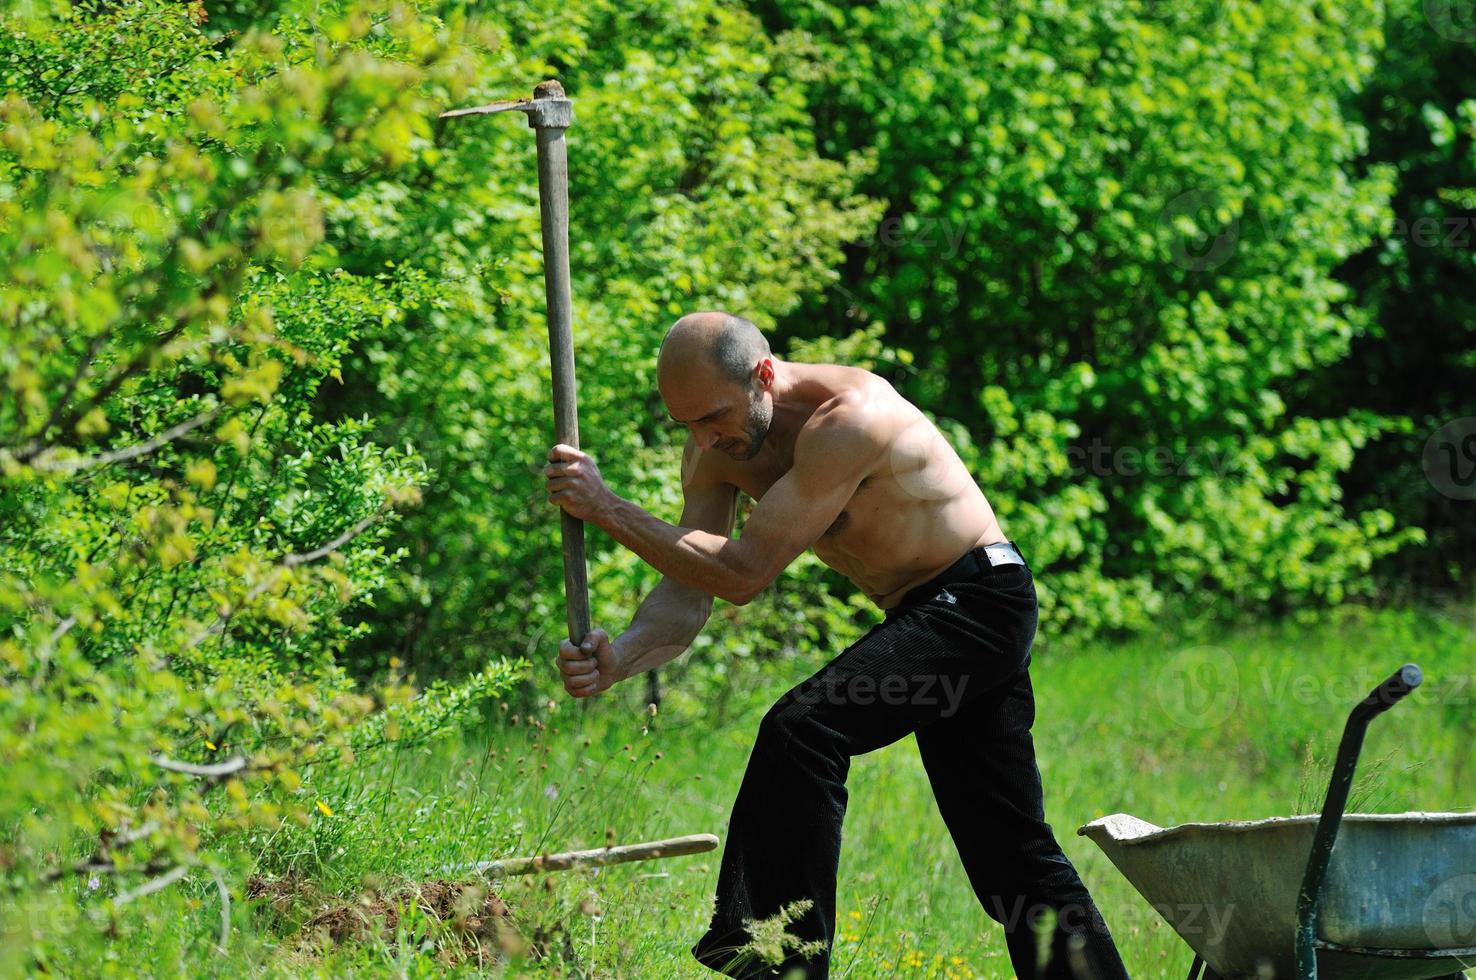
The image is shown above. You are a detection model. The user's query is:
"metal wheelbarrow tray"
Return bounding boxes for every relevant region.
[1078,665,1476,980]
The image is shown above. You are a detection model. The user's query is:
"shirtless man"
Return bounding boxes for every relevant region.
[544,311,1129,980]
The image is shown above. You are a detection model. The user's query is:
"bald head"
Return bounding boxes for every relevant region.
[658,311,771,387]
[657,311,776,459]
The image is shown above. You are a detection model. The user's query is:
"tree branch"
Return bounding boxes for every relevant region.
[186,502,392,649]
[150,754,247,778]
[31,616,78,692]
[111,863,190,907]
[284,507,388,567]
[209,863,231,953]
[10,304,204,464]
[29,332,112,452]
[28,409,219,475]
[106,820,161,848]
[38,822,164,886]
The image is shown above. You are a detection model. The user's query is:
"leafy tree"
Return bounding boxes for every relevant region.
[0,2,524,969]
[1323,0,1476,593]
[756,0,1424,633]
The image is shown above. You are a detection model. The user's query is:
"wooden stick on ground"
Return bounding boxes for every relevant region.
[447,833,719,879]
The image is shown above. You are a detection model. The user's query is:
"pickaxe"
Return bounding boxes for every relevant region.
[441,81,589,648]
[437,84,722,900]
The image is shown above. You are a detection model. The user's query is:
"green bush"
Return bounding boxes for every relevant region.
[0,2,524,971]
[1325,0,1476,593]
[759,0,1426,634]
[3,0,1472,974]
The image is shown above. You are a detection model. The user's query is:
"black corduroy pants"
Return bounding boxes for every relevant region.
[690,544,1130,980]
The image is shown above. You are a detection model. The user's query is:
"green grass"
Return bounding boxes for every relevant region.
[87,599,1476,978]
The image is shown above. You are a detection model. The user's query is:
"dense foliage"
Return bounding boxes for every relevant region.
[313,0,884,676]
[1,0,1470,973]
[758,0,1430,633]
[1323,0,1476,590]
[0,2,527,970]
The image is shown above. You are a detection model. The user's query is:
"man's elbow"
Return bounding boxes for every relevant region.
[719,586,755,606]
[685,595,716,632]
[718,547,773,606]
[720,575,766,606]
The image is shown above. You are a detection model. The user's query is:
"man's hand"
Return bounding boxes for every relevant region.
[555,627,621,698]
[545,444,615,523]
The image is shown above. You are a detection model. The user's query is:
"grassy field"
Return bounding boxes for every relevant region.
[98,599,1475,978]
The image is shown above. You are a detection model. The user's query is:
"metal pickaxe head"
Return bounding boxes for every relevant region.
[439,79,572,130]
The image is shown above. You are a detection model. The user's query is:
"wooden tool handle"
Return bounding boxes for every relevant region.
[531,96,590,647]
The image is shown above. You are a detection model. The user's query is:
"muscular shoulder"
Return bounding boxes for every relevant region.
[795,385,892,470]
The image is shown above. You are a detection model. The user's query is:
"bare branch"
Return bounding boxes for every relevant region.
[34,820,162,886]
[106,820,160,848]
[32,615,79,692]
[446,833,720,878]
[209,864,231,953]
[186,503,391,649]
[284,507,388,567]
[48,616,78,646]
[29,410,219,475]
[39,855,168,887]
[27,332,112,456]
[111,864,190,908]
[151,754,247,778]
[37,296,211,457]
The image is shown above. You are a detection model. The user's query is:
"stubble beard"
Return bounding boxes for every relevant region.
[730,392,773,460]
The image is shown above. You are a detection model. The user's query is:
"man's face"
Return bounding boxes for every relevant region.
[665,375,773,460]
[727,382,774,460]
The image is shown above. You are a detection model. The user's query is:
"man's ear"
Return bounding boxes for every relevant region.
[754,357,774,389]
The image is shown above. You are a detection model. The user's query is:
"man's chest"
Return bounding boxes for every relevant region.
[729,458,896,546]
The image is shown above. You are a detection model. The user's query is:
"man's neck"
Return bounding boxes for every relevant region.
[761,360,824,460]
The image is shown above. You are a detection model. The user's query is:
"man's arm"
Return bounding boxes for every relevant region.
[609,436,738,681]
[592,395,883,605]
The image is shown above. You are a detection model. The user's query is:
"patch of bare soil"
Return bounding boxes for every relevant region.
[248,873,525,965]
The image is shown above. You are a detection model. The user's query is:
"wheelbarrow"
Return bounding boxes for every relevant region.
[1079,663,1476,980]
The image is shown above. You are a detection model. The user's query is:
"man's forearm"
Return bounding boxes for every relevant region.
[611,579,711,681]
[594,493,752,604]
[611,605,702,681]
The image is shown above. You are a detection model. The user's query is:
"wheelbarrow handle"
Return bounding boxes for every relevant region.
[1355,663,1423,720]
[1295,662,1423,980]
